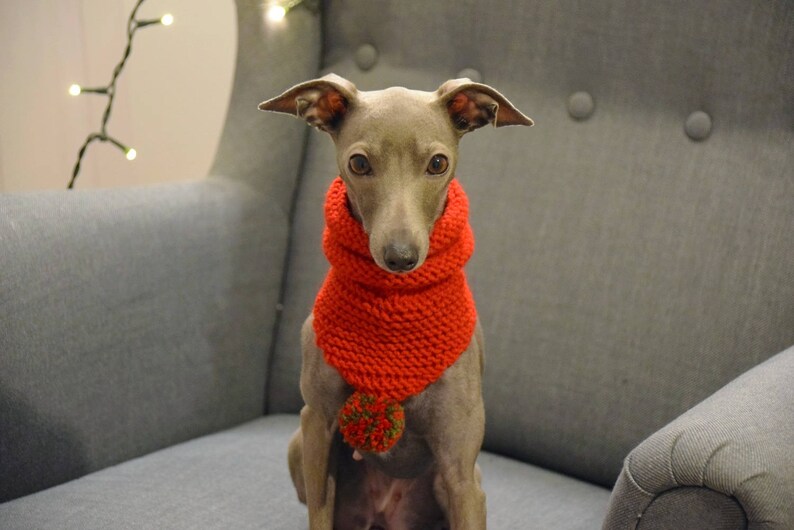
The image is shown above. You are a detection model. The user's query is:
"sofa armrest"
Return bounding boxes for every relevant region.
[603,345,794,529]
[0,179,287,501]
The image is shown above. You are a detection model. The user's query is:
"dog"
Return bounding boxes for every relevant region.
[260,74,532,530]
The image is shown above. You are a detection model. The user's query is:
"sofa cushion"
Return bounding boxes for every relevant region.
[0,414,610,529]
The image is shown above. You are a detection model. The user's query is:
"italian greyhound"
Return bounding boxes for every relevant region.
[260,73,532,530]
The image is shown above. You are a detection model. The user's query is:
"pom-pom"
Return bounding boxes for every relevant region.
[338,391,405,453]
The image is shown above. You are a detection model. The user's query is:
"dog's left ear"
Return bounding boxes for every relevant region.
[437,78,533,134]
[258,73,358,134]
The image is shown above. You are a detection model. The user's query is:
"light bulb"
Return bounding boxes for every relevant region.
[267,4,287,22]
[125,148,137,161]
[69,84,82,96]
[160,13,174,26]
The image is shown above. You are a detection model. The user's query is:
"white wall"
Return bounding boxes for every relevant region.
[0,0,235,192]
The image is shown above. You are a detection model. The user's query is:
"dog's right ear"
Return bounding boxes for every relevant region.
[258,74,357,134]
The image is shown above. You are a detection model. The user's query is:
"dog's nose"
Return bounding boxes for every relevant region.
[383,242,418,272]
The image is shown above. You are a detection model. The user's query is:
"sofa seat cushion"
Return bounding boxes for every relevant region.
[0,415,609,529]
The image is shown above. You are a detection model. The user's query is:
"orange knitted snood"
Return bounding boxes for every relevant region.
[313,177,477,452]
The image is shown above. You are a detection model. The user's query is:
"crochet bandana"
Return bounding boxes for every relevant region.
[313,177,477,452]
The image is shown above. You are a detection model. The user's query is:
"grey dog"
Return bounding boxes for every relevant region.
[260,74,532,530]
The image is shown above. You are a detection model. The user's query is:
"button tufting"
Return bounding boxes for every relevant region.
[685,111,712,141]
[354,44,378,71]
[568,92,594,120]
[456,68,482,83]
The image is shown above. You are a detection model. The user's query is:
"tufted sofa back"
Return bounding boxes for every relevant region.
[267,0,794,486]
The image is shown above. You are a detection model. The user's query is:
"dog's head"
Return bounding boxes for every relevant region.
[260,74,532,273]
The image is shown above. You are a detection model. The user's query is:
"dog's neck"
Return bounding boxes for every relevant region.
[313,177,477,402]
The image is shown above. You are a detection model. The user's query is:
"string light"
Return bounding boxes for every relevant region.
[136,12,174,28]
[265,0,317,24]
[68,85,109,96]
[66,0,173,189]
[266,5,287,21]
[103,136,137,160]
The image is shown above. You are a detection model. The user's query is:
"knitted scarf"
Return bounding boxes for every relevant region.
[313,177,477,452]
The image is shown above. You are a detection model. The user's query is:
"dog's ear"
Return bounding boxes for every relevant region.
[258,73,357,134]
[436,78,533,134]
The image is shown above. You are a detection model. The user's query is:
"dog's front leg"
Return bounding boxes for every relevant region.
[427,333,487,530]
[300,405,337,530]
[433,429,487,530]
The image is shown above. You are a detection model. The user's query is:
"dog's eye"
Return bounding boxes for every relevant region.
[427,154,449,175]
[349,155,372,175]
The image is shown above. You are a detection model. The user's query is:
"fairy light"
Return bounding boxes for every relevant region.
[136,12,174,28]
[68,85,109,96]
[66,0,173,189]
[265,0,317,24]
[266,5,287,21]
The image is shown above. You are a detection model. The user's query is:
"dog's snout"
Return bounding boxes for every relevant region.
[383,242,419,272]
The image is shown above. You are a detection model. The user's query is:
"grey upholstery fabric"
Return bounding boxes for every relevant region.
[0,415,611,530]
[479,452,610,529]
[210,0,321,208]
[0,416,304,530]
[0,180,286,501]
[268,0,794,489]
[603,346,794,529]
[637,488,747,530]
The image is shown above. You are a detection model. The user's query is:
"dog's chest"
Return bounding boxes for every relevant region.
[350,389,430,477]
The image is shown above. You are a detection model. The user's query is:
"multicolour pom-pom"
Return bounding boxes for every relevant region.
[338,391,405,453]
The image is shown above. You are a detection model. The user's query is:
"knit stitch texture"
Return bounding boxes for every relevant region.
[313,177,477,403]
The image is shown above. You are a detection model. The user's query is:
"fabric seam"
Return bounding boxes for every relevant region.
[635,486,749,529]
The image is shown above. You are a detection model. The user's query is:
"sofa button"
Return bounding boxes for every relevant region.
[568,91,594,120]
[685,111,712,141]
[456,68,482,83]
[354,44,378,71]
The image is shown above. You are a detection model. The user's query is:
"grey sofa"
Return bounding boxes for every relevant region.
[1,1,792,528]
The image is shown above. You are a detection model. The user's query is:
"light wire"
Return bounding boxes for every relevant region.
[68,0,164,189]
